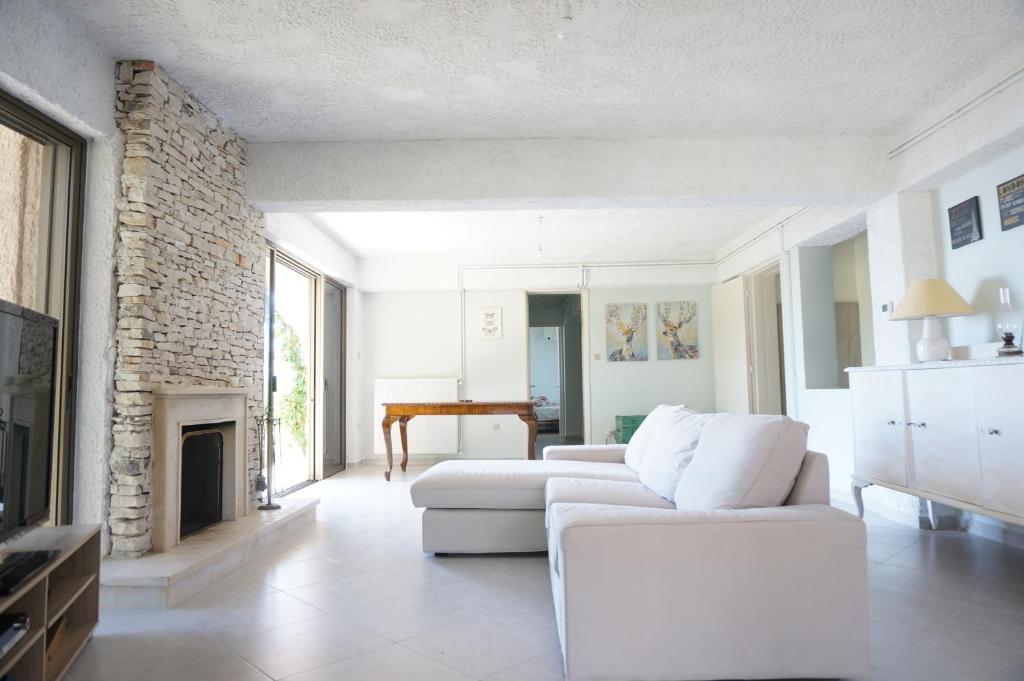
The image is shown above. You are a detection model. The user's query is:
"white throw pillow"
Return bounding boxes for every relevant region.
[623,404,696,473]
[638,411,712,500]
[623,405,671,472]
[674,413,809,510]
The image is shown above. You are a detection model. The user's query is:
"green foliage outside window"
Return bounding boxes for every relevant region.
[275,312,308,451]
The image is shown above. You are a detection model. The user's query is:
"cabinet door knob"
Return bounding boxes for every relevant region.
[988,428,1001,436]
[887,419,896,426]
[918,422,926,429]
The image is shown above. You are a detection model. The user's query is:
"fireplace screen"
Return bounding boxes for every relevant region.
[180,424,225,539]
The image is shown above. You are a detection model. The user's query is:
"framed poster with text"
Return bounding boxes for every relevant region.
[997,172,1024,231]
[947,196,982,249]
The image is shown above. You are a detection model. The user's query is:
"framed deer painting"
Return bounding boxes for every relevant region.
[656,301,699,359]
[605,303,648,361]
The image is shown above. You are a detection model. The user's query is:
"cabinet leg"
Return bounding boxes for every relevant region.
[851,479,871,519]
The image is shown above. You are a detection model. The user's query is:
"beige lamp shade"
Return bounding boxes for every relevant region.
[890,278,974,320]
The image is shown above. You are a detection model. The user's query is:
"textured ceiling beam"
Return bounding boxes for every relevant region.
[248,137,890,211]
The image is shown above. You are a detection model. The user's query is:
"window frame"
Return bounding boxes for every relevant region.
[0,88,87,526]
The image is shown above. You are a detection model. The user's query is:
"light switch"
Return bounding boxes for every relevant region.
[593,352,601,360]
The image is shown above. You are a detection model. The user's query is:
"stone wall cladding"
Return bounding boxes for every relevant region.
[111,60,265,558]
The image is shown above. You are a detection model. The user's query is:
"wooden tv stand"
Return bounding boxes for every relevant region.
[0,525,100,681]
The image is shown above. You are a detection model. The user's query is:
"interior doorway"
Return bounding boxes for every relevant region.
[527,294,584,449]
[748,263,787,415]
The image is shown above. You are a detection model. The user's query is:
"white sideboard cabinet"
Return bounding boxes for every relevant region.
[849,358,1024,525]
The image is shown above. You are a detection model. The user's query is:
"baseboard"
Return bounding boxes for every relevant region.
[967,514,1024,550]
[830,485,922,528]
[347,455,455,468]
[834,484,1024,548]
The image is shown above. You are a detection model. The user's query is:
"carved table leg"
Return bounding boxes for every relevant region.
[398,416,413,472]
[382,415,396,481]
[518,413,539,460]
[851,478,872,519]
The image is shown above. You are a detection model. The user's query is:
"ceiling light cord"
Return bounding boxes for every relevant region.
[557,0,573,39]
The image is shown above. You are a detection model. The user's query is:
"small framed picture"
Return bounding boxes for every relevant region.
[947,196,982,249]
[997,173,1024,231]
[479,306,502,339]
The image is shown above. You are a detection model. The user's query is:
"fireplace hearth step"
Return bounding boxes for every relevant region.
[99,496,318,608]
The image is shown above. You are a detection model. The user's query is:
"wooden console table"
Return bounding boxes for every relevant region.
[381,401,538,480]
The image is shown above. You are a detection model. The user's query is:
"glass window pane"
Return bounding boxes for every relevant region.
[0,122,52,314]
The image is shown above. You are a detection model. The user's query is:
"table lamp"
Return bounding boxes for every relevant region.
[890,278,974,362]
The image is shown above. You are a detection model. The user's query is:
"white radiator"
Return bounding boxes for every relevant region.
[373,378,459,455]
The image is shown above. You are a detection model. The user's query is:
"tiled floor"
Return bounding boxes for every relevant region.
[71,466,1024,681]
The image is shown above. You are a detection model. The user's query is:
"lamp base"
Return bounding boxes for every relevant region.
[998,332,1023,357]
[916,317,950,362]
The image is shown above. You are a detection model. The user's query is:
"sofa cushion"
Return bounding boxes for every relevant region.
[410,459,639,510]
[623,404,695,472]
[638,411,712,500]
[674,413,809,510]
[545,477,674,526]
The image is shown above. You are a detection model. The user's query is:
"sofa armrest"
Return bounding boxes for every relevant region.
[548,503,868,681]
[542,444,626,463]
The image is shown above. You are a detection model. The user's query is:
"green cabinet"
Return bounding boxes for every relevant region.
[614,415,646,444]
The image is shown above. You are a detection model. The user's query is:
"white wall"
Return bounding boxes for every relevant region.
[358,280,718,459]
[462,290,530,458]
[587,286,715,443]
[0,0,119,544]
[360,291,461,461]
[935,144,1024,347]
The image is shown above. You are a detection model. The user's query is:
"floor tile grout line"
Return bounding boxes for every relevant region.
[478,644,563,680]
[392,639,492,680]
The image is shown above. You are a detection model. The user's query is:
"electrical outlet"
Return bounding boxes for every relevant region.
[492,422,500,430]
[593,352,601,360]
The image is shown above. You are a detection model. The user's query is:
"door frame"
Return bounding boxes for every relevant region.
[318,276,346,479]
[746,260,786,415]
[524,290,590,444]
[265,244,328,492]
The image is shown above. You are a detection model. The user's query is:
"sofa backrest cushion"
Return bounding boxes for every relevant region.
[673,413,809,510]
[623,405,669,472]
[624,405,695,473]
[637,411,712,500]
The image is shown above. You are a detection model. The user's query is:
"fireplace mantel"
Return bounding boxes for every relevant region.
[151,387,251,552]
[152,385,251,397]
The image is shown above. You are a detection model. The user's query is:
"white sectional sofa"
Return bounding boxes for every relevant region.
[409,408,869,680]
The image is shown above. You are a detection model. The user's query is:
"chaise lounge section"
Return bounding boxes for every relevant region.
[409,447,638,553]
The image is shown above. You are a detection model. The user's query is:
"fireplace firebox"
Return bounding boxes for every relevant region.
[179,423,227,539]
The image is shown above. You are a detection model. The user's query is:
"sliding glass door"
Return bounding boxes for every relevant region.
[267,252,316,493]
[265,249,346,494]
[321,280,345,478]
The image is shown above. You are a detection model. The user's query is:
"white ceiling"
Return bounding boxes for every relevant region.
[310,207,798,262]
[59,0,1024,142]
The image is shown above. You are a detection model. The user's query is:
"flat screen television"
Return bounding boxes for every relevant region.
[0,299,57,542]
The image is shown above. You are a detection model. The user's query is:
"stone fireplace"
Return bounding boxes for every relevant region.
[108,60,266,557]
[151,387,250,553]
